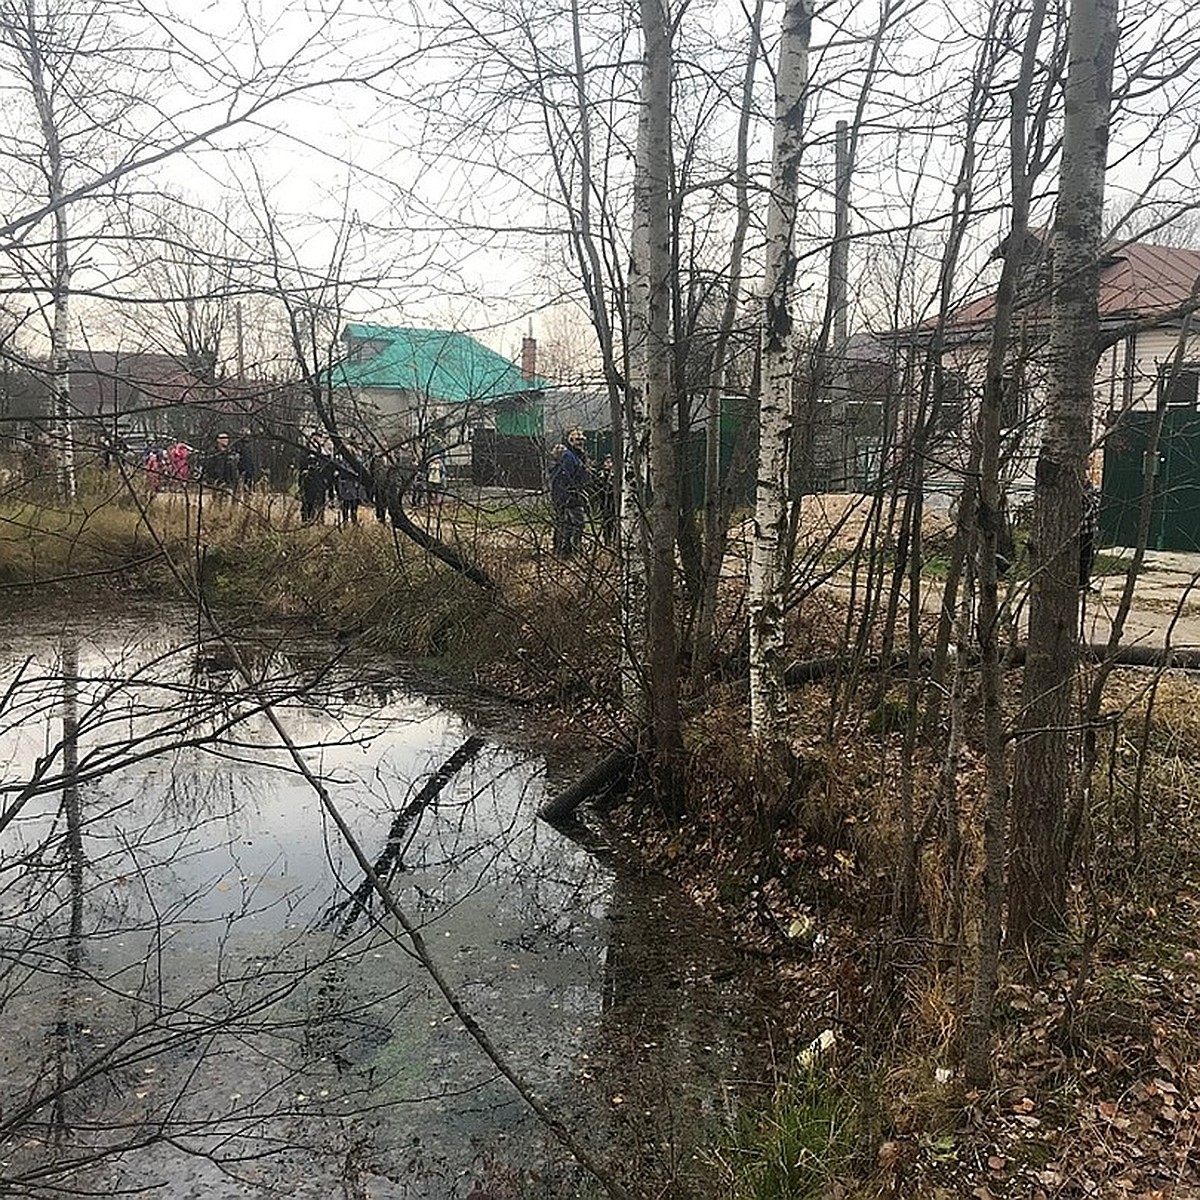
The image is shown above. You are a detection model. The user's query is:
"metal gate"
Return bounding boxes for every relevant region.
[1100,408,1200,551]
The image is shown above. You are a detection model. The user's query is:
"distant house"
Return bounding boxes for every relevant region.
[331,324,545,472]
[60,349,300,479]
[890,240,1200,532]
[800,333,898,493]
[69,350,210,432]
[937,239,1200,418]
[542,383,612,443]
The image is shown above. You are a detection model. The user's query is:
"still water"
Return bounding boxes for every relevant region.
[0,613,759,1199]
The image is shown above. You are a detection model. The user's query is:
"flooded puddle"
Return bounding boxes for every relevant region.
[0,613,760,1198]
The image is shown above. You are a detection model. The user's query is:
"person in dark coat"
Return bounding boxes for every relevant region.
[202,431,240,495]
[550,429,588,556]
[335,445,364,526]
[235,427,259,492]
[298,436,334,524]
[370,449,398,523]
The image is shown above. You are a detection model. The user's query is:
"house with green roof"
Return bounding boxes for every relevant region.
[331,324,545,468]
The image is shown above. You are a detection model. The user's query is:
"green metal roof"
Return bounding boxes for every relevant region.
[333,323,545,404]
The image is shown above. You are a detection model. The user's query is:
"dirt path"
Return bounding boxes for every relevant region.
[1085,549,1200,648]
[724,494,1200,652]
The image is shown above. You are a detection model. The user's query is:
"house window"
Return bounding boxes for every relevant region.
[1159,363,1200,408]
[347,337,387,363]
[933,371,964,435]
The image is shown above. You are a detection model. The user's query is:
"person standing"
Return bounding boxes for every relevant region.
[335,444,364,526]
[202,431,240,497]
[550,429,588,556]
[424,445,444,509]
[168,441,191,485]
[145,444,165,496]
[299,435,333,524]
[235,427,259,493]
[370,448,392,523]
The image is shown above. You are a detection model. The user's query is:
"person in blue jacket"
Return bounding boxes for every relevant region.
[550,429,588,556]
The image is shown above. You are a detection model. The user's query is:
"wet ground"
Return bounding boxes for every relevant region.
[0,612,763,1198]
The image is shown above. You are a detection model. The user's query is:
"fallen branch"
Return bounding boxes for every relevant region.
[783,642,1200,686]
[387,500,496,591]
[538,746,638,822]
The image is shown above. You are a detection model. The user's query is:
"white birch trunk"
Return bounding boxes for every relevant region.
[619,0,665,723]
[638,0,683,772]
[50,207,74,502]
[22,0,75,501]
[749,0,813,744]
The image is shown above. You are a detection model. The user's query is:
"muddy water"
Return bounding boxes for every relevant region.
[0,614,761,1199]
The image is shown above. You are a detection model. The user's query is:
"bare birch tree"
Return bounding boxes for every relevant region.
[749,0,814,751]
[0,0,138,499]
[624,0,684,784]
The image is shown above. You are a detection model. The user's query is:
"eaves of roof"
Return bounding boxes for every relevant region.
[927,242,1200,337]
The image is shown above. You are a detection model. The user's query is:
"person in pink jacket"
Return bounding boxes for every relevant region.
[168,441,191,483]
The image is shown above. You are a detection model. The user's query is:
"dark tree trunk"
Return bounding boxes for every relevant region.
[1008,0,1118,947]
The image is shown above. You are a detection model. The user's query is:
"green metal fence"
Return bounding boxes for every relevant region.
[1100,408,1200,551]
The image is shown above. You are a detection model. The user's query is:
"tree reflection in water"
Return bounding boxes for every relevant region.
[0,617,756,1198]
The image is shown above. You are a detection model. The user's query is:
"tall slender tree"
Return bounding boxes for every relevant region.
[1008,0,1120,945]
[625,0,683,777]
[749,0,814,750]
[964,0,1050,1084]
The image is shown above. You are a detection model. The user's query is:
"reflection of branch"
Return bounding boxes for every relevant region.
[328,735,486,934]
[208,627,634,1199]
[49,476,629,1193]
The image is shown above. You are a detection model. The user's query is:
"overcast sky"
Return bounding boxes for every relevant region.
[0,0,1196,375]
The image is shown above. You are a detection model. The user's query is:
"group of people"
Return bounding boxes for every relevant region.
[298,436,369,526]
[109,426,448,525]
[298,435,446,527]
[200,429,259,493]
[548,429,615,557]
[118,423,622,553]
[141,441,192,491]
[132,429,260,497]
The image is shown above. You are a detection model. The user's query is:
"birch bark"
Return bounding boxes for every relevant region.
[626,0,682,775]
[19,0,75,501]
[749,0,813,745]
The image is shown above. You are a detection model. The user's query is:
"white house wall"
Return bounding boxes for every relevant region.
[1105,327,1200,415]
[925,325,1200,497]
[343,387,474,470]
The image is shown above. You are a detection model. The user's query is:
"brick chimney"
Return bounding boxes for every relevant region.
[521,335,537,382]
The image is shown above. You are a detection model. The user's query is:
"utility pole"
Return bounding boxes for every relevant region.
[235,301,245,383]
[830,119,851,488]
